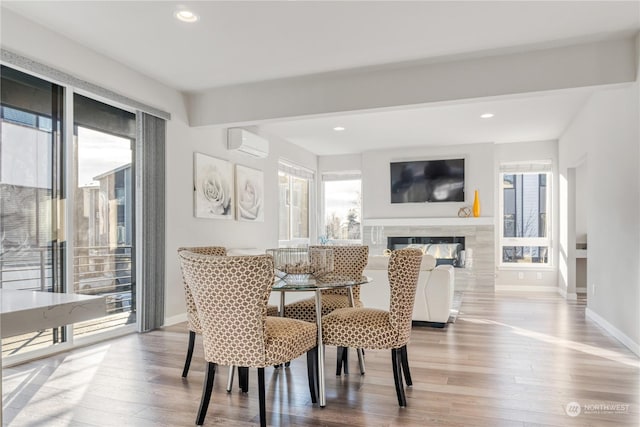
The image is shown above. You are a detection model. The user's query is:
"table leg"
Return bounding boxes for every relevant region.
[279,292,286,317]
[315,289,326,407]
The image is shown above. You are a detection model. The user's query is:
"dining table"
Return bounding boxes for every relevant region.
[271,273,372,407]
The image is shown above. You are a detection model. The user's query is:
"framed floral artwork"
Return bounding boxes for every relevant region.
[193,153,234,219]
[235,165,264,222]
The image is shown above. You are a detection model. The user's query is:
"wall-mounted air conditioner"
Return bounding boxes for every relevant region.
[227,128,269,158]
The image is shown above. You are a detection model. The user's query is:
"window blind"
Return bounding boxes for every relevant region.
[499,160,552,173]
[278,161,314,180]
[321,171,361,181]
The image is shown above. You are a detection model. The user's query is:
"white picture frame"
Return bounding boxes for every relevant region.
[193,153,234,219]
[235,165,264,222]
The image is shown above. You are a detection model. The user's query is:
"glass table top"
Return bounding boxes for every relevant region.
[272,274,371,291]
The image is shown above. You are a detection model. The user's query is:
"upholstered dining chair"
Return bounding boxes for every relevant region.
[321,248,423,407]
[178,251,319,427]
[282,245,369,374]
[177,246,278,383]
[178,246,227,378]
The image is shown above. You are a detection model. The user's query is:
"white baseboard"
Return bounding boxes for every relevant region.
[496,284,558,293]
[576,287,587,293]
[586,307,640,357]
[164,313,187,327]
[557,286,578,301]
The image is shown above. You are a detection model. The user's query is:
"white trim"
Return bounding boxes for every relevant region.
[576,287,587,293]
[164,312,188,327]
[321,171,361,181]
[497,264,555,271]
[363,217,494,227]
[557,285,578,301]
[586,308,640,357]
[498,170,553,267]
[496,284,559,293]
[2,325,135,368]
[278,160,314,180]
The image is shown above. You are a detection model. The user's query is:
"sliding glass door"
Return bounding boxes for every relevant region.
[72,94,136,337]
[1,66,138,358]
[0,65,65,356]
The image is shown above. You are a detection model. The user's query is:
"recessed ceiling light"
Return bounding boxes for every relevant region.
[480,113,495,119]
[333,126,345,131]
[175,9,199,23]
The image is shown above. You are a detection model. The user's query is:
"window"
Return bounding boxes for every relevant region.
[278,162,313,245]
[499,162,552,265]
[321,173,362,244]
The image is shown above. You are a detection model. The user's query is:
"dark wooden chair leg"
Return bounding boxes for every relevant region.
[306,346,319,403]
[226,365,235,393]
[196,362,216,425]
[238,366,249,393]
[342,347,349,374]
[258,367,266,427]
[391,348,407,407]
[400,345,413,387]
[336,346,345,375]
[182,330,196,378]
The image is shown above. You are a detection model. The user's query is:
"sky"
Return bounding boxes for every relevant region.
[77,127,131,187]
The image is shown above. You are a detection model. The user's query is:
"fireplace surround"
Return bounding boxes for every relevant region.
[363,217,495,291]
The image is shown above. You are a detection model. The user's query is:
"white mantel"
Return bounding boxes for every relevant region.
[363,217,495,227]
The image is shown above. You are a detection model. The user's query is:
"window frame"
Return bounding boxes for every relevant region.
[498,165,553,268]
[278,161,314,247]
[320,172,362,245]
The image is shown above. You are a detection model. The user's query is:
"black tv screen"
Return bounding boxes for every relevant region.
[390,158,465,203]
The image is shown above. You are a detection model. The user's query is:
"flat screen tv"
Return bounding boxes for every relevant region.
[390,158,465,203]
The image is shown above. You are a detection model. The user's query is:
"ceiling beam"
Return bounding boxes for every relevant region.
[187,35,638,127]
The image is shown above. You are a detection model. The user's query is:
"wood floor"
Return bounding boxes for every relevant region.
[2,291,639,426]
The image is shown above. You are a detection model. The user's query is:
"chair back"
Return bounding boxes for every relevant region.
[178,251,274,367]
[388,248,423,346]
[178,246,226,333]
[310,245,368,299]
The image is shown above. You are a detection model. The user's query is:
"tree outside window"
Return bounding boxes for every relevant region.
[322,178,361,243]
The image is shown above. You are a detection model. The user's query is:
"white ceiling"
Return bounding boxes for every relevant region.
[3,1,639,154]
[261,89,596,155]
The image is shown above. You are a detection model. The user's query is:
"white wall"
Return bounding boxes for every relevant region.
[1,9,318,323]
[318,154,362,174]
[362,142,494,219]
[559,84,640,354]
[575,162,588,244]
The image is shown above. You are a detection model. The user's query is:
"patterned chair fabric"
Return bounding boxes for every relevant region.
[320,248,423,407]
[283,245,369,322]
[178,246,278,335]
[177,246,278,380]
[178,251,319,426]
[178,251,317,367]
[178,246,227,334]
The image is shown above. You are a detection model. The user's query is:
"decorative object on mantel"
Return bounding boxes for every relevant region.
[473,190,481,217]
[457,207,471,218]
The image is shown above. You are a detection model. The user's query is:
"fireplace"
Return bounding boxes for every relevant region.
[387,236,466,268]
